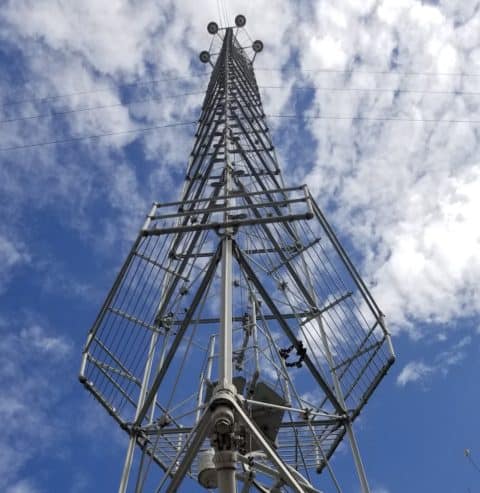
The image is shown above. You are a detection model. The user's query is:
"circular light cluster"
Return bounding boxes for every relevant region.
[252,40,264,53]
[235,14,246,27]
[207,21,218,34]
[199,51,211,63]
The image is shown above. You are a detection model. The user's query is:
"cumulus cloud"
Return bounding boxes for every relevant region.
[297,1,480,334]
[0,0,478,358]
[370,167,480,329]
[0,0,299,284]
[0,1,478,491]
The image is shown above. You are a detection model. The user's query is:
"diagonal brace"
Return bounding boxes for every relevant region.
[230,397,305,493]
[135,242,223,426]
[232,242,345,415]
[162,408,213,493]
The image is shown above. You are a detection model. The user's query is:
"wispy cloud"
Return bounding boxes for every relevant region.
[20,325,71,356]
[0,2,478,492]
[0,0,479,342]
[396,336,472,386]
[397,360,435,387]
[6,480,40,493]
[0,234,30,292]
[0,323,71,490]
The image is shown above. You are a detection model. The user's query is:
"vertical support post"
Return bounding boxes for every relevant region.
[120,251,172,493]
[215,451,237,493]
[197,335,216,423]
[118,330,159,493]
[292,224,373,493]
[214,27,237,493]
[118,204,167,493]
[132,332,173,493]
[380,313,396,362]
[250,291,260,378]
[79,332,92,377]
[218,26,234,390]
[344,419,371,493]
[119,437,137,493]
[219,236,233,388]
[316,316,371,493]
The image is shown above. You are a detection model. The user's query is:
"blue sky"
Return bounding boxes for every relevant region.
[1,1,480,492]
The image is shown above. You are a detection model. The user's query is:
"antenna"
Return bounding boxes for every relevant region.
[79,16,395,493]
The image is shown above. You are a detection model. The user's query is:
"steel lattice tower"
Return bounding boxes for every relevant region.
[80,16,395,493]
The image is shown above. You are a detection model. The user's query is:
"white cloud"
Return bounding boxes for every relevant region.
[308,35,348,70]
[0,0,478,383]
[20,325,71,357]
[368,167,480,330]
[0,323,71,490]
[0,235,27,267]
[0,2,478,491]
[396,336,472,386]
[5,480,39,493]
[0,314,125,491]
[0,0,301,270]
[297,1,480,335]
[3,1,164,76]
[0,235,30,293]
[396,360,434,386]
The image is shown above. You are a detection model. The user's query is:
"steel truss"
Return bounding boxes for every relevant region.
[80,16,395,493]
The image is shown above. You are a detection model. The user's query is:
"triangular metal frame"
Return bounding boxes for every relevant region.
[161,391,309,493]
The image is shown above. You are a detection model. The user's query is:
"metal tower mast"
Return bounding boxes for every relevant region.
[80,15,395,493]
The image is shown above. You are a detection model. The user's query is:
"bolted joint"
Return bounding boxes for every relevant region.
[211,405,234,435]
[210,384,237,405]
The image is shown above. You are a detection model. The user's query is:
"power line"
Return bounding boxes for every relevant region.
[260,85,480,97]
[216,0,223,26]
[0,120,196,152]
[0,90,204,124]
[3,65,476,113]
[224,0,233,26]
[267,113,480,125]
[4,111,478,152]
[0,73,208,109]
[221,0,230,26]
[5,71,473,123]
[256,67,480,78]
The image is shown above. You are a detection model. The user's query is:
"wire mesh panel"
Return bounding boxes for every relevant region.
[80,195,393,476]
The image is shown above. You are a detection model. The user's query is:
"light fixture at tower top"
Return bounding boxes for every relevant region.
[200,14,263,65]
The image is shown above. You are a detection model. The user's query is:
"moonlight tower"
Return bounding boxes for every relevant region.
[80,15,395,493]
